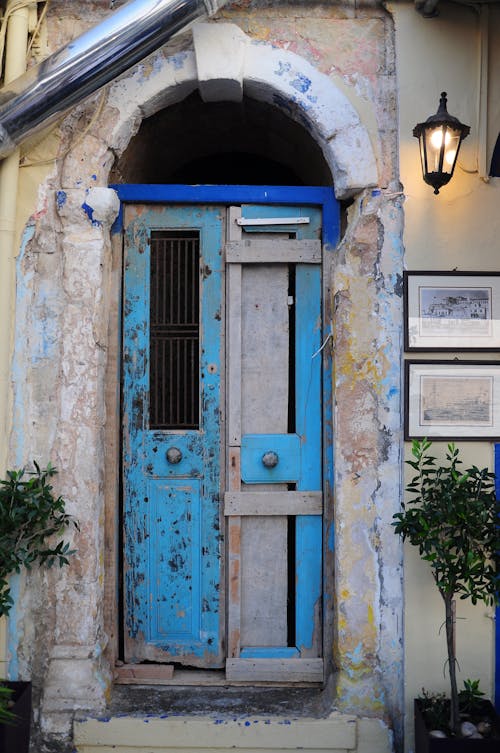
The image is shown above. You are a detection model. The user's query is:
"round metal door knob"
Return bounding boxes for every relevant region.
[262,451,279,468]
[166,447,183,464]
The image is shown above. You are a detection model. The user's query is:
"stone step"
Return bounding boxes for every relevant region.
[74,713,392,753]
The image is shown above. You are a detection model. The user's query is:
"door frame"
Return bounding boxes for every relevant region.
[110,183,340,676]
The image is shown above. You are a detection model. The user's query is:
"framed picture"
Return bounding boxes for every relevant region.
[405,360,500,440]
[404,271,500,351]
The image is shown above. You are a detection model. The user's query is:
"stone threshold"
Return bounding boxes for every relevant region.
[74,713,393,753]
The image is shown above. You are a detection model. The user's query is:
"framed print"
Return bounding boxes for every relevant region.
[404,271,500,351]
[405,360,500,440]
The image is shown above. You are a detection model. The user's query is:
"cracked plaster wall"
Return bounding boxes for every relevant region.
[8,2,404,750]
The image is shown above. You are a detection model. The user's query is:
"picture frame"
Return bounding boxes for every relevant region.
[404,271,500,351]
[405,360,500,441]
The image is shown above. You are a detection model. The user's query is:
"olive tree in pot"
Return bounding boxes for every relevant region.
[0,462,78,752]
[393,439,500,745]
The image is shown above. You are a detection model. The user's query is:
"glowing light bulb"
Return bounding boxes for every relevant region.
[430,128,451,150]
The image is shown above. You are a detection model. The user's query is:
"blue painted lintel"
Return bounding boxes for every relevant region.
[110,184,339,246]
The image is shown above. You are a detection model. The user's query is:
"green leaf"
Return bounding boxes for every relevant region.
[0,462,78,616]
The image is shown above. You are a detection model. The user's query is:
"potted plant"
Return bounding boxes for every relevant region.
[0,462,78,752]
[393,439,500,747]
[0,681,32,752]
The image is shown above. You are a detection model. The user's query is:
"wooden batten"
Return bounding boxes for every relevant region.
[226,239,321,264]
[226,658,324,683]
[224,491,322,516]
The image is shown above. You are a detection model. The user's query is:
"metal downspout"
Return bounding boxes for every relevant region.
[0,0,31,676]
[0,0,227,159]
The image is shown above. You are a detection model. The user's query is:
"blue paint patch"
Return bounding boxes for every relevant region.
[171,51,188,70]
[56,190,67,209]
[345,643,364,677]
[244,721,251,726]
[91,174,97,181]
[81,201,102,227]
[387,386,399,400]
[291,73,311,93]
[274,61,291,76]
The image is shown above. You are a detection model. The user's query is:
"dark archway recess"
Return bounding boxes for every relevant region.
[110,92,332,186]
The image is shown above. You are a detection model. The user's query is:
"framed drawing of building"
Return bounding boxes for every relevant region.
[404,272,500,351]
[405,360,500,440]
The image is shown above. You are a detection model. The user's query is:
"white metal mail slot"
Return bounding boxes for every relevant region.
[236,217,310,226]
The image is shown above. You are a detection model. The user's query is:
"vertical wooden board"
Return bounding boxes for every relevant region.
[225,208,242,659]
[104,228,122,663]
[227,511,241,657]
[241,264,289,433]
[227,264,242,446]
[295,264,322,655]
[239,263,289,647]
[240,514,288,646]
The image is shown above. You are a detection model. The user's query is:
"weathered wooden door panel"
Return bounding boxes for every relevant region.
[123,204,224,667]
[122,198,326,681]
[225,205,324,681]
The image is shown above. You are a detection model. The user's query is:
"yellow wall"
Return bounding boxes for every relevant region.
[393,2,500,750]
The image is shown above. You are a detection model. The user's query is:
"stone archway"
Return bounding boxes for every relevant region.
[11,21,403,749]
[103,23,378,197]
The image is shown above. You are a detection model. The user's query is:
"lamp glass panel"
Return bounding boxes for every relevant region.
[442,127,461,174]
[425,126,445,174]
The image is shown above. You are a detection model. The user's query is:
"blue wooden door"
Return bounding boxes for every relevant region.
[123,204,224,666]
[122,197,327,676]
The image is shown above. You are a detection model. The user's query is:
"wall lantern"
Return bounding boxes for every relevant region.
[413,92,470,194]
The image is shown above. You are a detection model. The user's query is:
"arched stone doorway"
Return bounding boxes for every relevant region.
[12,21,402,748]
[110,91,332,186]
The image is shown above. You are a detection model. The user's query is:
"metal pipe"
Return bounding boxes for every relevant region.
[0,0,30,484]
[0,0,226,159]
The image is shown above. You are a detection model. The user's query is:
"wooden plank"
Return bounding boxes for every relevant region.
[226,206,242,447]
[239,262,289,648]
[226,208,243,660]
[227,264,242,446]
[227,511,241,658]
[241,264,289,433]
[226,239,321,264]
[241,516,287,646]
[226,658,324,682]
[114,664,174,682]
[224,491,322,516]
[295,264,323,657]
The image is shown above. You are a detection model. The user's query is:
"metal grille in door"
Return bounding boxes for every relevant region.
[149,230,200,429]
